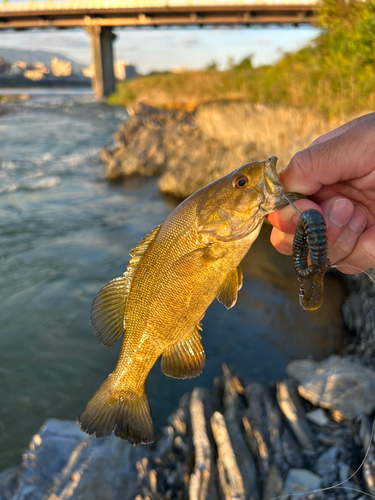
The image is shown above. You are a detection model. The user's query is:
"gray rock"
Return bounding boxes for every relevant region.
[298,356,375,421]
[287,360,321,385]
[306,409,330,427]
[0,419,146,500]
[283,469,321,497]
[262,465,283,500]
[314,448,338,475]
[342,269,375,359]
[277,380,317,453]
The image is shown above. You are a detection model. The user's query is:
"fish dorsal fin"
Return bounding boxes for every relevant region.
[161,324,205,379]
[216,265,243,310]
[90,225,161,346]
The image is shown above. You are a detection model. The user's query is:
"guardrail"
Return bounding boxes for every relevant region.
[0,0,317,11]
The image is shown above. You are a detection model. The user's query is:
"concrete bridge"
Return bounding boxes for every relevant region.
[0,0,318,98]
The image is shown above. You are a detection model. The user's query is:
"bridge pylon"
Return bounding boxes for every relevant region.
[86,25,116,99]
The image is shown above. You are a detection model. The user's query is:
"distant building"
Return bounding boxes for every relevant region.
[82,65,94,79]
[24,61,49,81]
[171,66,186,74]
[51,57,72,77]
[15,61,27,70]
[0,58,11,74]
[114,60,137,80]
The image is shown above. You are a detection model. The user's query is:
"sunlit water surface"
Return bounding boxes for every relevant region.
[0,91,347,471]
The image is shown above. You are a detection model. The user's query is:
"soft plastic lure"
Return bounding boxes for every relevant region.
[282,195,331,311]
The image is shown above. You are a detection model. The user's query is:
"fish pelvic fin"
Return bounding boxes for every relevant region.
[161,325,205,379]
[77,377,155,445]
[216,265,243,310]
[90,224,161,346]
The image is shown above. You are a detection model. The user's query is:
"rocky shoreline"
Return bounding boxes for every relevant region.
[1,357,375,500]
[101,102,343,199]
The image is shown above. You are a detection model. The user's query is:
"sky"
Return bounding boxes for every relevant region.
[0,26,319,73]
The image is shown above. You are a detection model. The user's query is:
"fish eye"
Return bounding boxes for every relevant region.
[232,175,248,189]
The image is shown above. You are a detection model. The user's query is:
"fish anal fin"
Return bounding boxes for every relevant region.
[161,326,205,379]
[217,265,242,309]
[77,378,155,445]
[90,224,161,346]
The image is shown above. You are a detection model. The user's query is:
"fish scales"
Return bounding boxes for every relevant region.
[78,156,302,445]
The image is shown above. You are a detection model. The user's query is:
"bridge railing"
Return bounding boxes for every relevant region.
[0,0,316,11]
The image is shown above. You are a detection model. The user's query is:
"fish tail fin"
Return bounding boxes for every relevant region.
[77,377,155,445]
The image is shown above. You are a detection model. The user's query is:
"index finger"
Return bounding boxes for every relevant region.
[280,117,375,194]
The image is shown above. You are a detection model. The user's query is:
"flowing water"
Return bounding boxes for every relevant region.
[0,91,347,472]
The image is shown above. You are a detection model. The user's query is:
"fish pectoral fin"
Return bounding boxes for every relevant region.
[90,224,161,346]
[216,265,243,310]
[90,276,128,346]
[161,325,205,379]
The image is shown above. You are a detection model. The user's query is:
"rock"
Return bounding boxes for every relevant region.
[358,415,375,496]
[189,388,213,500]
[306,409,330,427]
[0,419,146,500]
[314,447,338,475]
[281,428,305,469]
[211,411,245,500]
[222,366,259,500]
[342,269,375,359]
[276,380,317,453]
[262,465,284,500]
[298,356,375,421]
[243,383,273,477]
[287,360,320,385]
[102,102,341,199]
[282,469,321,497]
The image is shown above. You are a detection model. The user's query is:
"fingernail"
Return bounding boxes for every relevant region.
[348,206,367,232]
[329,199,354,227]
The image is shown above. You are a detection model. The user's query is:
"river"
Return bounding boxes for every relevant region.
[0,90,347,472]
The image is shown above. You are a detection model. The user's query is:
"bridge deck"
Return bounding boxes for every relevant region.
[0,0,317,28]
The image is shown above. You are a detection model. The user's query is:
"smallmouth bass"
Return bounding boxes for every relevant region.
[78,156,301,445]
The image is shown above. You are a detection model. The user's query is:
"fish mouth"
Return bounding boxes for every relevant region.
[263,156,305,212]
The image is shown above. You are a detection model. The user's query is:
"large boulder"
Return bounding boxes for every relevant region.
[288,356,375,421]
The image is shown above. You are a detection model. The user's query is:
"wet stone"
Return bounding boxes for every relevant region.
[297,356,375,421]
[283,469,321,497]
[306,409,330,427]
[315,448,339,476]
[287,360,321,385]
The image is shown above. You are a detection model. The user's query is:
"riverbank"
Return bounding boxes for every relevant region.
[2,357,375,500]
[101,101,347,199]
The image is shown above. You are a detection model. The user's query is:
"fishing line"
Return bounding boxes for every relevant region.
[276,194,375,500]
[331,264,375,285]
[270,419,375,500]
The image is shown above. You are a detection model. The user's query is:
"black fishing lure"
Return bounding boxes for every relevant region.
[292,209,331,311]
[282,194,331,311]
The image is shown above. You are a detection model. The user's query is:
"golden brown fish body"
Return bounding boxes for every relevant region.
[78,156,301,445]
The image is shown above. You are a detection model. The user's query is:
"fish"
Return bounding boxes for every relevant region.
[78,155,302,445]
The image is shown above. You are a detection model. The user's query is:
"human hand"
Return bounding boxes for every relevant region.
[267,113,375,274]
